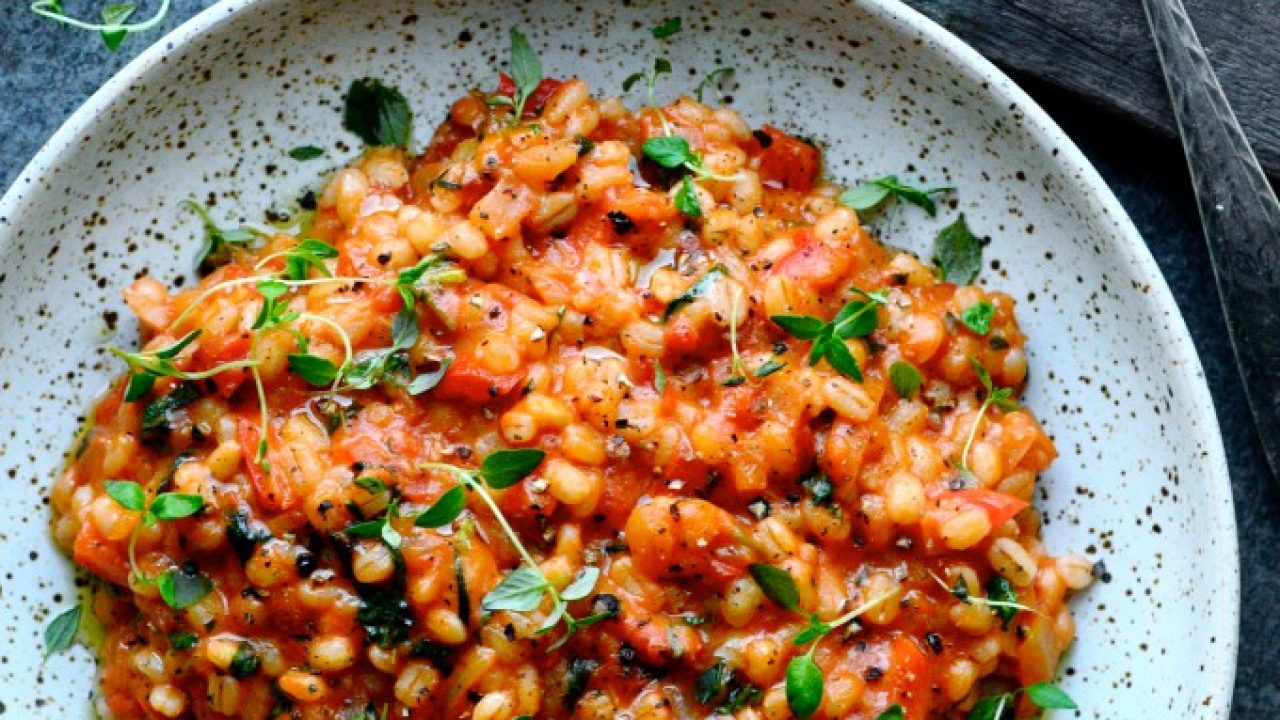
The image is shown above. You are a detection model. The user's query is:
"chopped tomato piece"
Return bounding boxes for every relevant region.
[433,358,524,404]
[773,229,853,291]
[882,635,932,718]
[947,488,1029,529]
[236,418,299,511]
[73,521,130,587]
[756,125,819,192]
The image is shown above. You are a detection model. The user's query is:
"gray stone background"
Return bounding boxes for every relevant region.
[0,1,1275,716]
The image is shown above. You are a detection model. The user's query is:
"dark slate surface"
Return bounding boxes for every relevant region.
[1,2,1276,717]
[908,0,1280,179]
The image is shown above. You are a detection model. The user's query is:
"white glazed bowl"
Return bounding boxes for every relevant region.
[0,0,1238,717]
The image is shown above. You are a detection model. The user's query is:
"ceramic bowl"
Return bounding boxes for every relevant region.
[0,0,1237,716]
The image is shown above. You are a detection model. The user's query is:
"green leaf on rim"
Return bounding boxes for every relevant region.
[44,605,81,657]
[343,78,412,147]
[934,213,982,285]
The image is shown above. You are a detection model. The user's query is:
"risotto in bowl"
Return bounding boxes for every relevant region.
[0,1,1237,719]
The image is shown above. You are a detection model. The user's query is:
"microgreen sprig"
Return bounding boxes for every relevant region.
[931,571,1039,629]
[623,57,673,108]
[111,330,261,402]
[968,682,1077,720]
[181,200,262,274]
[770,288,888,381]
[31,0,171,50]
[724,286,748,386]
[104,480,212,609]
[959,358,1019,471]
[421,450,609,648]
[838,175,952,218]
[694,67,735,103]
[748,563,898,718]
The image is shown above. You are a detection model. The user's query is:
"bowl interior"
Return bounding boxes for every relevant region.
[0,0,1236,716]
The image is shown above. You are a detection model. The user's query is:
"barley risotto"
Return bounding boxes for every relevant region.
[47,29,1093,720]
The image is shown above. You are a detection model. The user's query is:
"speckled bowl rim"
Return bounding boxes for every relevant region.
[0,0,1239,714]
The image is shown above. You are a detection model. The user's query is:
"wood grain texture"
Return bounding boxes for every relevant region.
[903,0,1280,178]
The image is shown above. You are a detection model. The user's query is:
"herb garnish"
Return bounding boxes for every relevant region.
[105,480,210,608]
[343,78,412,148]
[960,301,995,335]
[959,358,1019,471]
[663,264,727,321]
[506,29,543,121]
[968,682,1076,719]
[287,145,325,161]
[181,200,261,274]
[32,0,171,50]
[43,605,81,657]
[933,572,1037,627]
[838,175,951,217]
[889,360,923,398]
[694,67,735,103]
[748,563,898,718]
[770,289,887,381]
[650,16,682,39]
[421,450,605,647]
[622,57,672,107]
[934,213,982,284]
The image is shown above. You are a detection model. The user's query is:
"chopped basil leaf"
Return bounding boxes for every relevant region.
[226,509,272,563]
[157,566,214,610]
[801,472,834,506]
[664,264,726,321]
[169,631,198,649]
[228,642,260,678]
[876,705,905,720]
[564,657,598,709]
[695,659,727,705]
[754,358,786,378]
[986,575,1019,629]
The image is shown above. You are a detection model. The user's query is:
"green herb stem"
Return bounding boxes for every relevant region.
[31,0,170,33]
[295,312,354,391]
